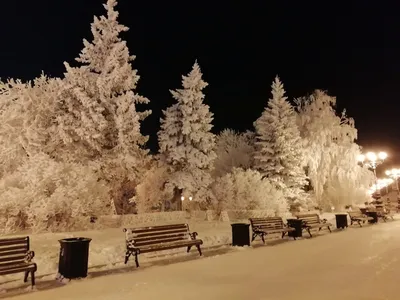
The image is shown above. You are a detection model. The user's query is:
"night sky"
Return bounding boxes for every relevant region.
[1,1,399,167]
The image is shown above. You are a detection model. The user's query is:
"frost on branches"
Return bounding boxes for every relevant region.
[212,168,287,214]
[296,90,373,209]
[57,0,150,163]
[158,62,216,205]
[0,76,61,177]
[56,0,151,213]
[213,129,255,177]
[0,153,110,233]
[254,76,308,208]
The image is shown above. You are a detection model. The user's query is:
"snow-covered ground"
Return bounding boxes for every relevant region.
[3,214,400,299]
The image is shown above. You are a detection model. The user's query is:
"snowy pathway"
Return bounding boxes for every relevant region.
[5,220,400,300]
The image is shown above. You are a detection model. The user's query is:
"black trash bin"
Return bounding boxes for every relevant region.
[231,223,250,246]
[335,214,348,229]
[58,237,92,279]
[366,211,378,223]
[287,219,303,238]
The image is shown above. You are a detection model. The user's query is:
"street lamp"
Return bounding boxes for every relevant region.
[358,151,387,196]
[385,168,400,195]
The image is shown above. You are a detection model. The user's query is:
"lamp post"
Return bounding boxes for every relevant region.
[385,168,400,197]
[358,151,387,197]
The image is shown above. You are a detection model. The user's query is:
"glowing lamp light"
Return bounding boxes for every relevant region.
[189,196,193,201]
[366,152,377,162]
[357,154,365,163]
[378,152,388,160]
[181,196,185,201]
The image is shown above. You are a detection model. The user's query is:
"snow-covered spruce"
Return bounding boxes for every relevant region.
[58,0,150,161]
[158,62,216,205]
[254,76,308,209]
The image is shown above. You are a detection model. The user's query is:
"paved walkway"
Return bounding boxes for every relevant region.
[7,220,400,300]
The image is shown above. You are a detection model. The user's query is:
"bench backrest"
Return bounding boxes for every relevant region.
[123,224,191,248]
[0,237,30,269]
[348,211,364,218]
[297,214,320,225]
[249,217,284,230]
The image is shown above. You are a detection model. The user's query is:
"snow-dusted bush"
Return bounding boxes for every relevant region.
[134,160,174,213]
[0,154,110,233]
[0,75,62,177]
[213,129,255,177]
[212,168,287,215]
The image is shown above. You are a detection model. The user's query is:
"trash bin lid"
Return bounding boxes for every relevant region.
[231,223,250,226]
[59,237,92,243]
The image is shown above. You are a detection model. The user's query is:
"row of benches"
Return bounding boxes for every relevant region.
[0,211,391,289]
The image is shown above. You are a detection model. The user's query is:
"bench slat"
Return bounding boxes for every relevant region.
[128,224,188,234]
[0,263,36,276]
[134,236,190,247]
[0,238,29,248]
[127,228,189,239]
[0,254,26,264]
[132,233,188,243]
[0,244,28,253]
[139,240,201,254]
[0,249,27,257]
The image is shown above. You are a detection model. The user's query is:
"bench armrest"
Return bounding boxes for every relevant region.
[25,250,35,263]
[190,232,199,240]
[300,220,308,227]
[321,218,328,223]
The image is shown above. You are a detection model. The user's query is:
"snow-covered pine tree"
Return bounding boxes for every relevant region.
[254,76,308,208]
[58,0,150,161]
[158,62,216,204]
[56,0,151,213]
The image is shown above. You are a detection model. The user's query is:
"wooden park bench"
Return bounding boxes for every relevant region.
[249,217,296,243]
[297,213,332,238]
[123,223,203,267]
[0,236,37,288]
[348,211,373,227]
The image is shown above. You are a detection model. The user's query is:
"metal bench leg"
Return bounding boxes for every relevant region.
[124,250,132,264]
[281,232,286,239]
[196,245,202,256]
[31,271,35,287]
[307,228,312,238]
[187,246,192,253]
[261,233,266,244]
[134,252,140,268]
[251,232,258,242]
[24,271,29,283]
[327,226,331,233]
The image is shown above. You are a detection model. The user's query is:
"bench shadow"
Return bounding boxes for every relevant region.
[0,244,235,298]
[0,278,65,299]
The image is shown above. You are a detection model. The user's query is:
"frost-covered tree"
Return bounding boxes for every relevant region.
[0,75,62,177]
[213,129,255,177]
[55,0,151,213]
[58,0,150,163]
[254,76,308,207]
[295,90,373,209]
[158,62,216,205]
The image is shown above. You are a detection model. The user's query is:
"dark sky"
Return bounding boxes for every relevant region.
[1,1,399,166]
